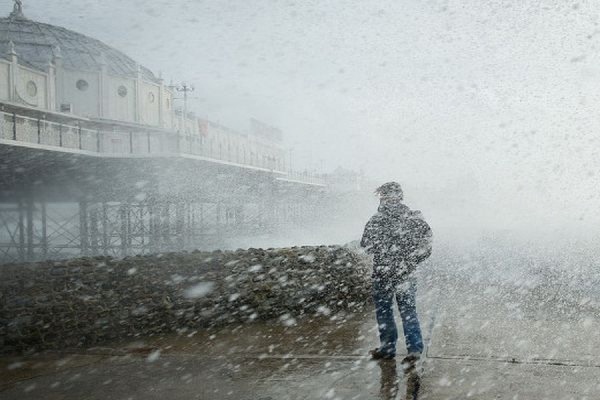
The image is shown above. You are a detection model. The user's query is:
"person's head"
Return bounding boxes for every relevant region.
[375,181,404,202]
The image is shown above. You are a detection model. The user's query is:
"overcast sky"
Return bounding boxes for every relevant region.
[6,0,600,231]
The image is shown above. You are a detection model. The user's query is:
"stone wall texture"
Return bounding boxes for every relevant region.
[0,246,371,354]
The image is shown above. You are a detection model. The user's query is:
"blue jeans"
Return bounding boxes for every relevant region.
[372,275,423,356]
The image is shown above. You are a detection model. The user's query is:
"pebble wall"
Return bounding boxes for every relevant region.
[0,246,371,353]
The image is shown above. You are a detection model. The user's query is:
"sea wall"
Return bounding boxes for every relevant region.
[0,246,371,353]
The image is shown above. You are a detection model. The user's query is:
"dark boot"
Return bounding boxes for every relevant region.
[400,352,420,371]
[370,348,396,360]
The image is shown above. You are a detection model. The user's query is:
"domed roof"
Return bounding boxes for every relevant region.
[0,6,159,82]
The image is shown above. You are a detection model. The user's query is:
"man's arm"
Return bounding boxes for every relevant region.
[360,218,377,251]
[407,213,432,264]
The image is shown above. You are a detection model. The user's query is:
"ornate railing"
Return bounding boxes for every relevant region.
[0,110,324,186]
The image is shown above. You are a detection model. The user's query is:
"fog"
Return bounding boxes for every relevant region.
[17,0,600,242]
[4,2,600,398]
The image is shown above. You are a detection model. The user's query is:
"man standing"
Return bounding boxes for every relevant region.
[361,182,432,365]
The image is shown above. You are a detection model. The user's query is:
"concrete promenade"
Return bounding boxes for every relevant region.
[2,265,599,399]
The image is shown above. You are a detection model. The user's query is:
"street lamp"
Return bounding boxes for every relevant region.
[170,82,195,151]
[176,82,195,122]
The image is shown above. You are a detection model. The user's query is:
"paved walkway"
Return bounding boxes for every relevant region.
[2,268,600,399]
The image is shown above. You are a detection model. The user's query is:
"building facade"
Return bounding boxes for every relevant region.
[0,1,285,171]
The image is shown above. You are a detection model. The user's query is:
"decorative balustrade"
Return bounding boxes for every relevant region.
[0,110,324,186]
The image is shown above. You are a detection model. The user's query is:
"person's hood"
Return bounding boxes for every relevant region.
[378,198,410,218]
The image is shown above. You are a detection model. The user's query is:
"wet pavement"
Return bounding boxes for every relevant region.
[0,311,418,400]
[2,267,600,399]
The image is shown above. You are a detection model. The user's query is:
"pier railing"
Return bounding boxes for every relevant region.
[0,110,324,186]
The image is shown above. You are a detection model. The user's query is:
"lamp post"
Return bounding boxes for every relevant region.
[176,82,194,121]
[175,82,194,134]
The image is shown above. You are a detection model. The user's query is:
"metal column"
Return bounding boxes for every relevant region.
[79,201,89,256]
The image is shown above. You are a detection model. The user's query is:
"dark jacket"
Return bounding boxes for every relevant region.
[361,199,432,280]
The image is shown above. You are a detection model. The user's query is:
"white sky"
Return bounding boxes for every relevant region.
[6,0,600,231]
